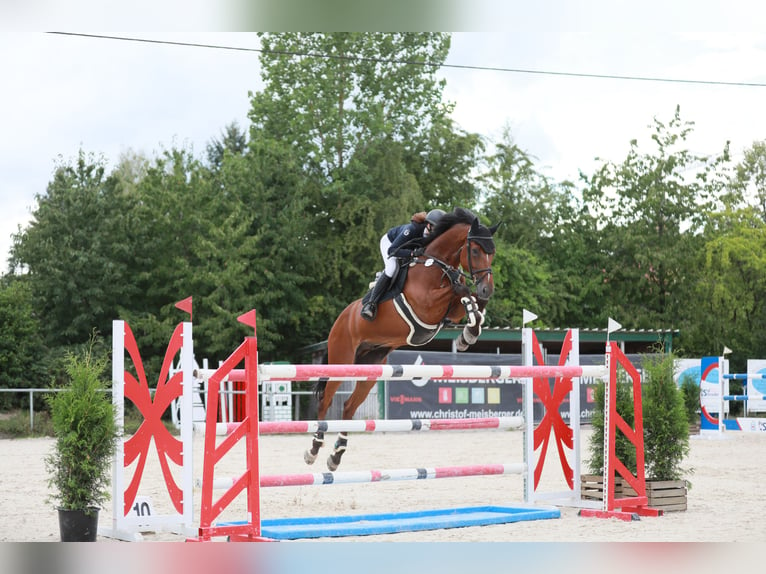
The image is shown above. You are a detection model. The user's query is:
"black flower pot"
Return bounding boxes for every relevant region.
[58,508,99,541]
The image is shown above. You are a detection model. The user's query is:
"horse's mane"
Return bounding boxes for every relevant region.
[420,207,477,246]
[420,206,496,254]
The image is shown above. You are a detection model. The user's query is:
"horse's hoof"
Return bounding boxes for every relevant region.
[326,456,339,472]
[304,450,317,465]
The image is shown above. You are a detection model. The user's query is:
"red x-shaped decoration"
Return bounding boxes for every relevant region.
[121,322,186,515]
[531,330,575,490]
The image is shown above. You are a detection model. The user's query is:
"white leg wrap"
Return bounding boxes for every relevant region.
[457,296,483,351]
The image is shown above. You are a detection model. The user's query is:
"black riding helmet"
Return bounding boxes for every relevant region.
[425,209,446,226]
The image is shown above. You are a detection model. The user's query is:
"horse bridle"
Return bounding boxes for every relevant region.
[463,232,494,286]
[416,233,494,294]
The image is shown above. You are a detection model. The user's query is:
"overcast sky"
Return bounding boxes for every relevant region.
[2,9,766,272]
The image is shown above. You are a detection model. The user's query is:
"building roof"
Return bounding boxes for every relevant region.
[300,325,679,359]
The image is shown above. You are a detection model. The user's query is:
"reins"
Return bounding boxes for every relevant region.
[412,231,493,294]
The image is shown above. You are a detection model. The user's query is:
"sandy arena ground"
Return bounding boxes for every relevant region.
[2,425,765,543]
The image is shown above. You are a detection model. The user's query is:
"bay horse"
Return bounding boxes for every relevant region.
[304,207,499,470]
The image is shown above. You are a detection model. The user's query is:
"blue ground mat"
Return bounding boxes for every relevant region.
[245,505,560,540]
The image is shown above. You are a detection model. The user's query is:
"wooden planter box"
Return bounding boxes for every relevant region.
[581,475,688,512]
[580,474,625,502]
[623,480,688,512]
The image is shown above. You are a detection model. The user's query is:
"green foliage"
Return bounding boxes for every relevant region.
[9,34,766,373]
[0,276,46,408]
[679,374,700,425]
[682,208,766,359]
[251,33,451,179]
[587,376,636,475]
[45,338,117,511]
[0,409,53,438]
[641,352,690,480]
[588,353,692,481]
[10,151,140,347]
[582,106,732,331]
[482,242,556,327]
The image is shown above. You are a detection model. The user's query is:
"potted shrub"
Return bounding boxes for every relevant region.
[45,339,117,541]
[586,350,691,511]
[583,373,636,502]
[636,350,691,511]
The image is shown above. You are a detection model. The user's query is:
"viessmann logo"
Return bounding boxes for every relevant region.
[389,394,423,404]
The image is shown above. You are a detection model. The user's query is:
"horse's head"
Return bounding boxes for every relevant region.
[424,207,499,307]
[461,216,498,305]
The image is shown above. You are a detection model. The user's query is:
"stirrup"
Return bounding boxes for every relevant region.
[361,303,377,321]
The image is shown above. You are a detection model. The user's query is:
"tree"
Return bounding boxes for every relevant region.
[582,106,731,329]
[481,127,561,250]
[734,140,766,222]
[250,33,451,178]
[480,128,597,326]
[206,121,248,169]
[243,33,478,341]
[403,115,484,208]
[9,150,138,347]
[682,208,766,360]
[641,351,690,481]
[482,241,557,327]
[0,276,46,408]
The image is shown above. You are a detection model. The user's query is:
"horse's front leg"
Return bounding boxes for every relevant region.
[456,295,485,352]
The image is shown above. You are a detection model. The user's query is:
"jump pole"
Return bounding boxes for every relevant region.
[205,462,526,489]
[197,416,524,435]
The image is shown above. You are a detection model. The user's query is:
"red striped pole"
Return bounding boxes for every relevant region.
[195,416,524,436]
[205,463,525,489]
[199,363,607,382]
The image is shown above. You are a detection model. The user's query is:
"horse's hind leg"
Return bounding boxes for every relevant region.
[326,432,348,471]
[326,380,377,471]
[304,380,341,465]
[303,432,324,464]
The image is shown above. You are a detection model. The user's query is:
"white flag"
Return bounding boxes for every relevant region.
[522,309,538,325]
[607,318,622,334]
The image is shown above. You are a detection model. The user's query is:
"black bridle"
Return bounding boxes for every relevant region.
[464,232,495,286]
[415,232,494,295]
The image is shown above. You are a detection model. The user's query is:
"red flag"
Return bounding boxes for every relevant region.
[237,309,257,329]
[175,296,193,319]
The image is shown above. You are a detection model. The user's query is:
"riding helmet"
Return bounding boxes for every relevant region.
[425,208,446,226]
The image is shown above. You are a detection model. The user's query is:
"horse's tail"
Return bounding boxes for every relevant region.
[312,380,326,403]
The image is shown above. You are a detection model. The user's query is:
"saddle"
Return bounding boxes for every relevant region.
[361,259,411,307]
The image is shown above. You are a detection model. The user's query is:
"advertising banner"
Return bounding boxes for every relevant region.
[700,356,725,420]
[384,350,600,425]
[746,360,766,413]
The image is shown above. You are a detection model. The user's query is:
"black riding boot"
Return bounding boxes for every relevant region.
[361,273,390,321]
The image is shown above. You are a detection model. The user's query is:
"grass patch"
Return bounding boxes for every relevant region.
[0,408,179,438]
[0,410,54,437]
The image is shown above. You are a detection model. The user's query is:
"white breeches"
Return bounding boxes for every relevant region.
[380,235,397,277]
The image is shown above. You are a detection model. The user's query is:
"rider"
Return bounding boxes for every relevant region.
[360,208,446,321]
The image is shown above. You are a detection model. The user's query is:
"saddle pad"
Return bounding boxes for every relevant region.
[393,293,443,346]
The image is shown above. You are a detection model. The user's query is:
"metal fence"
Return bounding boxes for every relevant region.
[0,387,67,431]
[0,386,356,432]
